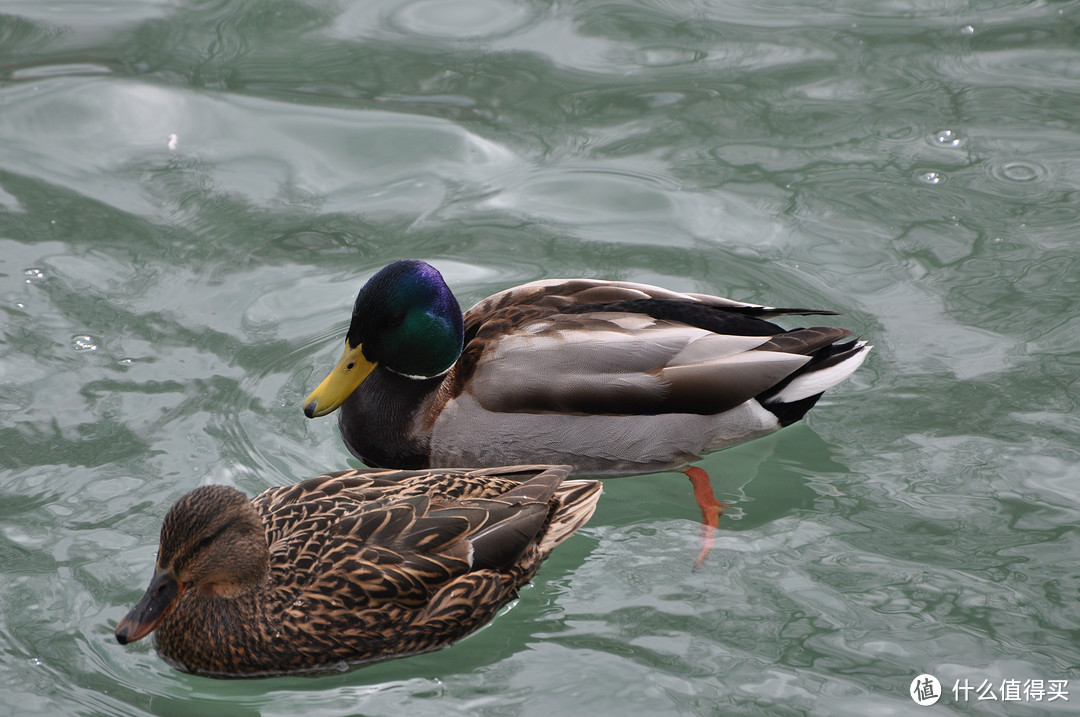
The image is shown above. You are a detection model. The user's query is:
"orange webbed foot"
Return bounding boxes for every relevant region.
[684,466,728,572]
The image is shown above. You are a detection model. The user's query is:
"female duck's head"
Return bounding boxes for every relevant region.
[303,260,464,418]
[115,485,268,645]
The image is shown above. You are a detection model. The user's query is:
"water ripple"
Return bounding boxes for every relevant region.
[2,0,1080,714]
[988,159,1048,184]
[389,0,537,39]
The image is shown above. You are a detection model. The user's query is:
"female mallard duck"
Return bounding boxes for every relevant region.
[115,465,600,677]
[303,260,870,567]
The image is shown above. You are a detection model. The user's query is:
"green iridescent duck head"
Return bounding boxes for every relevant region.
[303,260,464,418]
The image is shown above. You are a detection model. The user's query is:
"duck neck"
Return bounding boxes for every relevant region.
[338,366,444,469]
[153,583,271,677]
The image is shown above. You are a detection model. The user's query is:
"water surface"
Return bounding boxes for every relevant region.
[1,0,1079,715]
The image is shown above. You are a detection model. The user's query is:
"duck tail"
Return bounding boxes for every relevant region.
[758,339,871,427]
[538,476,603,555]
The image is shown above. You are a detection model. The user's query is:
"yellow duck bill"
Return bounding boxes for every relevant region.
[303,342,377,418]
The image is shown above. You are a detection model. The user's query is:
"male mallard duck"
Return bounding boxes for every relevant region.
[303,260,870,567]
[115,465,600,677]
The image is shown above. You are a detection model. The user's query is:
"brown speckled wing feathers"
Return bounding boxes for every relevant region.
[147,465,601,676]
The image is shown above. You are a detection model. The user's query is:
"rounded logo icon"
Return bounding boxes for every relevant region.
[910,674,942,706]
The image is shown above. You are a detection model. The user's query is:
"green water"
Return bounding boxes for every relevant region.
[2,0,1078,715]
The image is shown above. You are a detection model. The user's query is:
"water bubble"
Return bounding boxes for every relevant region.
[23,268,44,283]
[119,358,134,366]
[72,335,98,352]
[916,171,943,185]
[167,133,178,151]
[961,25,975,35]
[934,129,962,147]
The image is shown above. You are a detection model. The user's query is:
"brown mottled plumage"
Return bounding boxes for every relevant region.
[115,465,601,678]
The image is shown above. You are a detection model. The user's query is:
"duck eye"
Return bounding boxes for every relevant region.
[388,312,406,328]
[193,533,216,555]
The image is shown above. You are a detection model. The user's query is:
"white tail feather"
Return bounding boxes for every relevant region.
[766,341,871,404]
